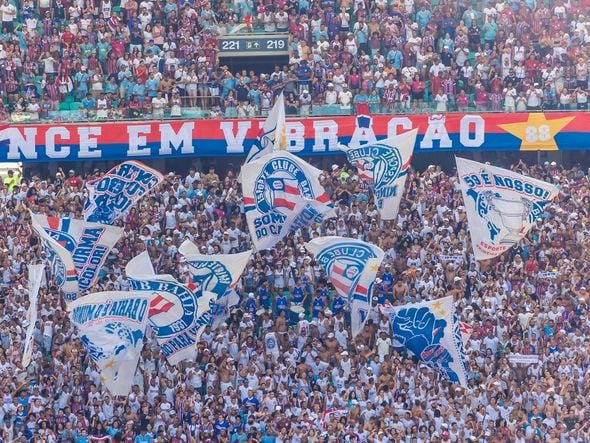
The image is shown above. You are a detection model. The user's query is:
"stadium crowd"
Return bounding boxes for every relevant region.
[1,0,590,120]
[0,157,587,442]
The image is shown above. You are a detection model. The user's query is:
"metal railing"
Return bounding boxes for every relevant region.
[5,100,588,124]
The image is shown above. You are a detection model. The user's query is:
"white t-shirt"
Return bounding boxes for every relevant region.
[1,4,16,22]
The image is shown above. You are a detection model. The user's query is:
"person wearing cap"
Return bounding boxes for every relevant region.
[299,88,312,116]
[338,84,353,109]
[526,81,543,111]
[325,82,338,105]
[64,169,82,188]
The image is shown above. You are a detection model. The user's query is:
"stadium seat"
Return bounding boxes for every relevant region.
[69,102,83,111]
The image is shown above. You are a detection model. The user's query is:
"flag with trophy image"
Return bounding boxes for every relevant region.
[456,157,559,260]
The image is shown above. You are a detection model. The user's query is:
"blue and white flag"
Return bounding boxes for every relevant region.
[209,289,241,329]
[31,212,79,302]
[126,252,215,365]
[340,129,418,220]
[242,151,335,250]
[83,160,164,224]
[22,264,45,368]
[68,291,151,396]
[178,240,251,327]
[245,92,287,164]
[33,214,123,292]
[305,236,384,337]
[382,296,469,387]
[456,157,559,260]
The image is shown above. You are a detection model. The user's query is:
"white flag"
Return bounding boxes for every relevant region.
[178,240,251,327]
[69,291,151,396]
[33,213,123,292]
[305,237,384,337]
[31,212,79,302]
[242,151,334,250]
[178,240,251,296]
[340,129,417,220]
[126,252,215,365]
[456,157,559,261]
[245,92,287,164]
[83,161,164,224]
[350,257,381,338]
[382,296,469,387]
[22,264,45,368]
[305,236,384,301]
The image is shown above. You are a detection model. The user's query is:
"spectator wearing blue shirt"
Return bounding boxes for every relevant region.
[242,390,259,411]
[312,290,325,318]
[75,429,90,443]
[215,414,230,435]
[231,427,248,442]
[81,94,96,112]
[381,265,394,289]
[73,67,90,101]
[332,293,345,315]
[291,280,306,305]
[275,292,288,315]
[416,5,432,31]
[258,282,271,310]
[386,45,403,72]
[245,292,258,317]
[296,60,312,93]
[134,428,153,443]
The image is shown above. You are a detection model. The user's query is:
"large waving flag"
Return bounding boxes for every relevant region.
[33,214,123,292]
[69,291,151,396]
[456,157,559,260]
[126,252,215,365]
[340,128,418,220]
[178,240,251,294]
[83,161,164,224]
[178,240,251,326]
[245,92,287,163]
[242,151,334,250]
[305,237,384,337]
[22,264,45,368]
[383,296,469,387]
[31,212,79,301]
[209,290,241,329]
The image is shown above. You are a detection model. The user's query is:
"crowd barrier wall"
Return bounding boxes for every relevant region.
[1,112,588,162]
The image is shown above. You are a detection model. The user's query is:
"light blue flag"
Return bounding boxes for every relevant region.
[68,291,151,396]
[383,296,469,387]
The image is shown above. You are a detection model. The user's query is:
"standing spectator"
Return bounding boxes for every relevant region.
[503,83,517,112]
[338,85,353,110]
[0,0,16,32]
[526,83,543,111]
[434,90,448,112]
[574,87,588,109]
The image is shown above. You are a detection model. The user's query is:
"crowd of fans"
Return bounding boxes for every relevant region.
[1,0,590,120]
[0,157,587,442]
